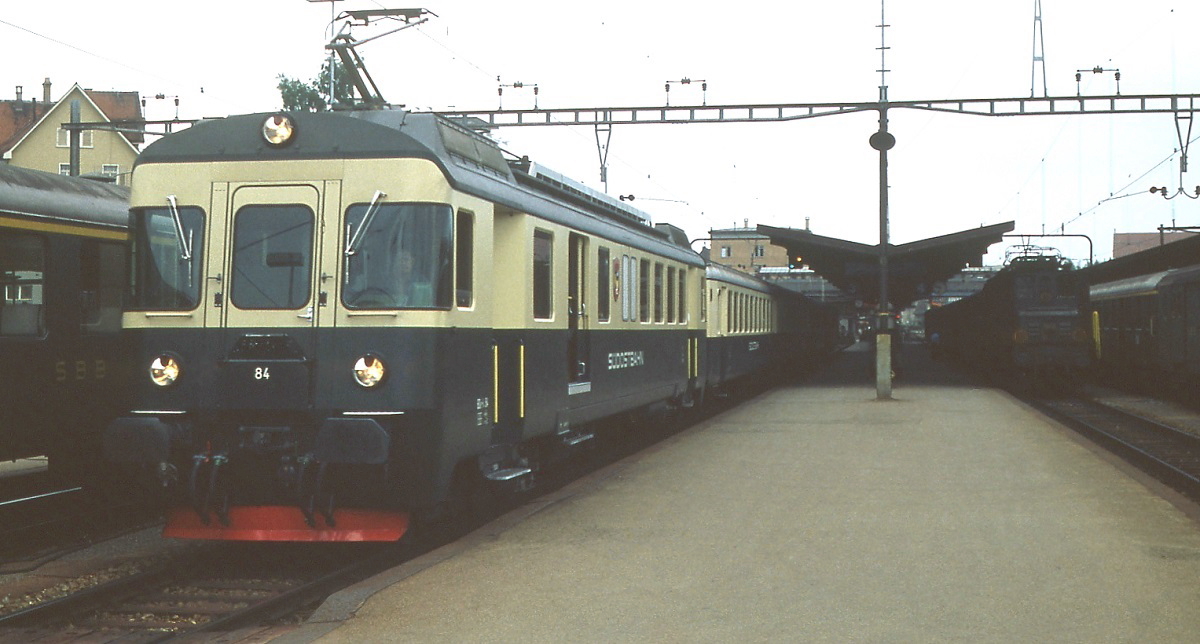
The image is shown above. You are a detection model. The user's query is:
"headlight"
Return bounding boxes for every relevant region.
[353,354,387,388]
[262,114,296,146]
[149,354,181,387]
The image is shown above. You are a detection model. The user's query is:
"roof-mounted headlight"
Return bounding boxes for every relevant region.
[262,114,296,146]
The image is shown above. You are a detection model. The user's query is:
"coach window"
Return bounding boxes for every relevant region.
[81,239,124,334]
[654,263,664,323]
[639,258,650,322]
[232,205,314,310]
[533,230,553,319]
[598,247,610,322]
[129,205,205,311]
[455,210,473,308]
[344,203,453,309]
[0,232,45,337]
[667,267,676,323]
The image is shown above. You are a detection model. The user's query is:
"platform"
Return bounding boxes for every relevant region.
[286,343,1200,642]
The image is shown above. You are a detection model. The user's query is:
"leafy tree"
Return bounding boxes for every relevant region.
[276,59,356,112]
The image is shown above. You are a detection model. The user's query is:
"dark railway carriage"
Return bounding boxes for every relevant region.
[104,111,708,541]
[926,253,1091,379]
[1090,265,1200,383]
[0,165,129,478]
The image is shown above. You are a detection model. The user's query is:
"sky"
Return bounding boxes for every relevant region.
[3,1,1198,266]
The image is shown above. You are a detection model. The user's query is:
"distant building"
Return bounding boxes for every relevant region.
[709,223,791,273]
[0,79,142,185]
[1112,231,1200,258]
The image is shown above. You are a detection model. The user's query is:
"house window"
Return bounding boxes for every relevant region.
[58,163,71,176]
[56,128,94,148]
[720,246,731,258]
[753,245,766,258]
[102,164,120,178]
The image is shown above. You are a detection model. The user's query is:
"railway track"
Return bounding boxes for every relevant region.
[0,541,414,641]
[1032,394,1200,504]
[0,480,161,573]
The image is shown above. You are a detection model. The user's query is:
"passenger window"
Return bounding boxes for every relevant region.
[0,231,45,337]
[639,259,650,322]
[667,266,676,323]
[533,230,553,319]
[456,210,473,308]
[598,247,610,322]
[654,263,664,323]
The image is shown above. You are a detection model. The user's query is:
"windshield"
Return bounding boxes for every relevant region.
[230,204,314,310]
[343,202,452,309]
[129,206,205,310]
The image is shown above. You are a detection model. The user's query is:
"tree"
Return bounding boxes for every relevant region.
[276,59,356,112]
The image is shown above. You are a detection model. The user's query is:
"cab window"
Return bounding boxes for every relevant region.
[343,202,453,309]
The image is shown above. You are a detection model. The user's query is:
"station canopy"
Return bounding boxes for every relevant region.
[758,221,1015,309]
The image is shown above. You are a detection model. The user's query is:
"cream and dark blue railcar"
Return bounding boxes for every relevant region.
[104,111,705,541]
[703,263,834,389]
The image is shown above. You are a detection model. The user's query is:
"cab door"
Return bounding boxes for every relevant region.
[211,183,326,409]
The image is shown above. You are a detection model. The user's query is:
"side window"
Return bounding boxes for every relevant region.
[622,255,635,322]
[0,231,46,337]
[639,258,650,322]
[81,239,124,334]
[667,266,676,323]
[455,210,473,308]
[533,229,553,319]
[654,263,664,323]
[678,268,688,324]
[597,247,610,322]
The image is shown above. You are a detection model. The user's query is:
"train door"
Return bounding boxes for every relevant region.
[209,183,327,408]
[568,232,590,388]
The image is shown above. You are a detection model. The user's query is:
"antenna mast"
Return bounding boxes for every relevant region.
[1031,0,1048,97]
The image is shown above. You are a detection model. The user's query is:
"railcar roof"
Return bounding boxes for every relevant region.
[706,262,772,293]
[1153,264,1200,291]
[1089,270,1171,301]
[136,110,701,267]
[0,164,129,230]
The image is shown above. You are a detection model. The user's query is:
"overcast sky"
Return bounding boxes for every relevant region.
[3,1,1197,265]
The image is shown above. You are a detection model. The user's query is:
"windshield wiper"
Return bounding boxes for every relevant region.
[166,195,193,260]
[345,190,387,256]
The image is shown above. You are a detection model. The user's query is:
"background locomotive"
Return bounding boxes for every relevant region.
[925,249,1092,382]
[0,164,129,482]
[103,109,838,541]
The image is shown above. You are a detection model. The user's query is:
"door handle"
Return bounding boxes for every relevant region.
[298,306,314,320]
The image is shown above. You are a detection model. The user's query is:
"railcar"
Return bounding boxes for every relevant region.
[704,264,836,389]
[103,110,711,541]
[0,165,129,480]
[926,252,1091,380]
[1090,264,1200,384]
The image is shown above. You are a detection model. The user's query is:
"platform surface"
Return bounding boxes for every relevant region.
[291,344,1200,642]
